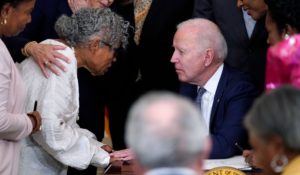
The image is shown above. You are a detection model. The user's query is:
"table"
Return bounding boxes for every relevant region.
[104,161,266,175]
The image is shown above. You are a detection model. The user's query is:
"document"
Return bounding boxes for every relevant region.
[204,155,252,171]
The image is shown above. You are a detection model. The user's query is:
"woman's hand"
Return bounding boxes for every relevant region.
[110,148,134,161]
[26,42,70,78]
[101,145,114,153]
[27,111,42,134]
[243,149,261,168]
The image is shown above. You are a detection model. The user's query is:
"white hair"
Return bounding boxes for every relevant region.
[177,18,228,61]
[125,92,209,169]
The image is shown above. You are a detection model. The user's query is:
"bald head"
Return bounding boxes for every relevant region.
[177,18,228,61]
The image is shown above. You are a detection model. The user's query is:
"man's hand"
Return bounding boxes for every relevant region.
[27,43,70,78]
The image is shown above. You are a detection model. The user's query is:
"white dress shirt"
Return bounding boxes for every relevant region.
[17,39,109,175]
[199,64,224,131]
[242,9,256,38]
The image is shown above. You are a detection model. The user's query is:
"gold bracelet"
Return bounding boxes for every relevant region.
[21,41,38,57]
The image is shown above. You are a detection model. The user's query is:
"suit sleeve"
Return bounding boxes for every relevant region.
[209,80,258,159]
[193,0,214,20]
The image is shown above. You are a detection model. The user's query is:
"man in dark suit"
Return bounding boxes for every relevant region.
[171,18,258,159]
[193,0,268,93]
[117,0,194,97]
[2,0,129,174]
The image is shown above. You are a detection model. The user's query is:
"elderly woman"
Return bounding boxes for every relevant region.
[17,8,128,175]
[0,0,42,175]
[245,86,300,175]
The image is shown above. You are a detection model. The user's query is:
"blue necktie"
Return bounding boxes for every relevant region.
[195,87,206,110]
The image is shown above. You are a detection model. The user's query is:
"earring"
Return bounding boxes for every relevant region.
[0,18,7,25]
[284,33,290,40]
[270,154,288,173]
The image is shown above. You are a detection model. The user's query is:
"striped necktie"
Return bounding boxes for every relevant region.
[195,87,206,110]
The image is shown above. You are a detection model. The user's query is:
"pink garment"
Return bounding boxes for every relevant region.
[0,39,33,175]
[266,35,300,91]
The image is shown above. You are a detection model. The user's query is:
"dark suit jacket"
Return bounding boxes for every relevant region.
[133,0,194,94]
[193,0,268,93]
[181,64,258,159]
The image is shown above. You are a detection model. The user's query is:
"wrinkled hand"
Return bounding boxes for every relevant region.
[110,149,134,161]
[27,111,42,134]
[68,0,89,12]
[101,145,114,153]
[27,43,70,78]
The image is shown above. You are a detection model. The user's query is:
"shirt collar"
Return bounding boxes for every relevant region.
[201,64,224,94]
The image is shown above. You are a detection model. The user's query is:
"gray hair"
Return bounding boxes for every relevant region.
[55,8,129,49]
[177,18,228,61]
[126,92,209,169]
[245,86,300,152]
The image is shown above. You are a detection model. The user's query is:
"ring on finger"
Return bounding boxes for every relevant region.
[44,61,50,66]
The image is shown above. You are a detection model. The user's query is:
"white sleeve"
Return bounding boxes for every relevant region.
[20,42,109,169]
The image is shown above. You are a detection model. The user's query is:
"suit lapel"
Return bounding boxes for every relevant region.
[209,65,228,131]
[250,15,266,42]
[236,9,250,42]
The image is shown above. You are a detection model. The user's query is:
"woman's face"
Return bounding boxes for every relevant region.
[1,0,35,36]
[265,12,282,45]
[249,131,279,175]
[88,0,114,8]
[83,39,116,76]
[237,0,267,20]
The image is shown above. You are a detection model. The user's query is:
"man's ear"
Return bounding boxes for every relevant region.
[204,48,214,67]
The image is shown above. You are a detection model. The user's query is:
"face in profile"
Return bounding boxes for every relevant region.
[237,0,268,20]
[88,0,114,8]
[265,12,282,45]
[83,39,115,76]
[171,29,206,84]
[2,0,36,36]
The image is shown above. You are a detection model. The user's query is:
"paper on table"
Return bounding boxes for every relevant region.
[204,155,252,171]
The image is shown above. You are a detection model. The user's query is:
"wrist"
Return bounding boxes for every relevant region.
[27,113,38,132]
[21,41,38,57]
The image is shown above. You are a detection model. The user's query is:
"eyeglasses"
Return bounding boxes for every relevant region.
[99,40,119,57]
[99,40,113,50]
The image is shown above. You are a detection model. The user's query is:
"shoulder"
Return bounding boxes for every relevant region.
[40,39,77,69]
[0,40,13,69]
[220,65,258,95]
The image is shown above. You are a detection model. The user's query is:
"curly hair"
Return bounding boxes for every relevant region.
[264,0,300,34]
[55,8,129,49]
